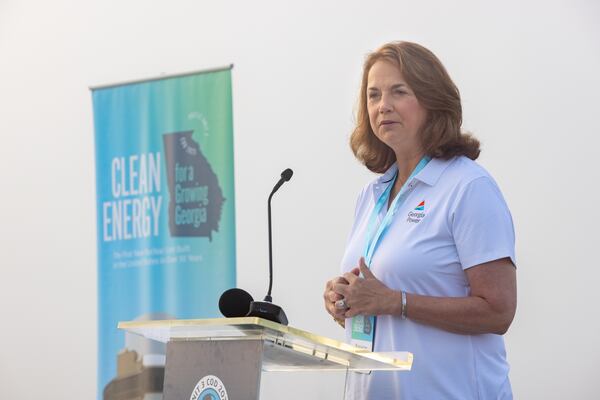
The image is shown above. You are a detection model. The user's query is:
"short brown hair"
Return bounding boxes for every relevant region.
[350,41,480,173]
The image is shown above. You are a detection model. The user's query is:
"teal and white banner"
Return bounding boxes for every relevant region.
[91,67,236,399]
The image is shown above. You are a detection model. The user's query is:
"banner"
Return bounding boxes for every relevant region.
[91,67,236,400]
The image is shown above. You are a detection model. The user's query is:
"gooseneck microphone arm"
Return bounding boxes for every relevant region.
[265,168,293,302]
[219,168,293,326]
[266,191,275,302]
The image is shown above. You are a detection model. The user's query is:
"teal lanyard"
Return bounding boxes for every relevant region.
[363,157,430,266]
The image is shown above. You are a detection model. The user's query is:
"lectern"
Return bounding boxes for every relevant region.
[119,317,412,399]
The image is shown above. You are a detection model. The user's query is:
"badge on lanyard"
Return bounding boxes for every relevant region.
[349,157,430,351]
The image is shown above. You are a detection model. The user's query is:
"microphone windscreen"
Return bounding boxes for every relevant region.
[219,288,254,317]
[281,168,293,181]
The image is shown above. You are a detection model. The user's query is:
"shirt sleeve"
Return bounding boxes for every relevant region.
[451,176,516,270]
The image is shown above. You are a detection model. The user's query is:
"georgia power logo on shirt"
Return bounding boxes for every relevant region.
[406,200,426,223]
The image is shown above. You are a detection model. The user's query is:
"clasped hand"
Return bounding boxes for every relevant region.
[323,257,396,321]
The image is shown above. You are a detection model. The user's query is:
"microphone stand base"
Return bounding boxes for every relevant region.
[246,301,289,326]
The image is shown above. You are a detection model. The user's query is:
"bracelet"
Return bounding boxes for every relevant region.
[401,291,407,320]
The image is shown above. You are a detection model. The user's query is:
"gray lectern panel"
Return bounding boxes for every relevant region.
[164,339,263,400]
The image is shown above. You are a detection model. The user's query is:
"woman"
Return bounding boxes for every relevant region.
[323,41,517,400]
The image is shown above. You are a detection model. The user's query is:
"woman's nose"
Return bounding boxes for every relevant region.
[378,93,392,113]
[378,100,392,113]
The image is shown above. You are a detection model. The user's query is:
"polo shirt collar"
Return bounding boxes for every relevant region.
[376,157,454,187]
[415,157,453,186]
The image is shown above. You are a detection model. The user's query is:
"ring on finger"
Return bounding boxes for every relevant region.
[335,298,348,310]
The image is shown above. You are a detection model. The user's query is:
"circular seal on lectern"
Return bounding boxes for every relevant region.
[190,375,229,400]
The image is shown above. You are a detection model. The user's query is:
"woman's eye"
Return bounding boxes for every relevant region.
[368,92,379,99]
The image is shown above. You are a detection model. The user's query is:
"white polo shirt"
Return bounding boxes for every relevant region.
[341,156,516,400]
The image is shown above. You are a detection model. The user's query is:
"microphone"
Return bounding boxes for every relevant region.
[246,168,293,325]
[266,168,293,301]
[270,168,293,195]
